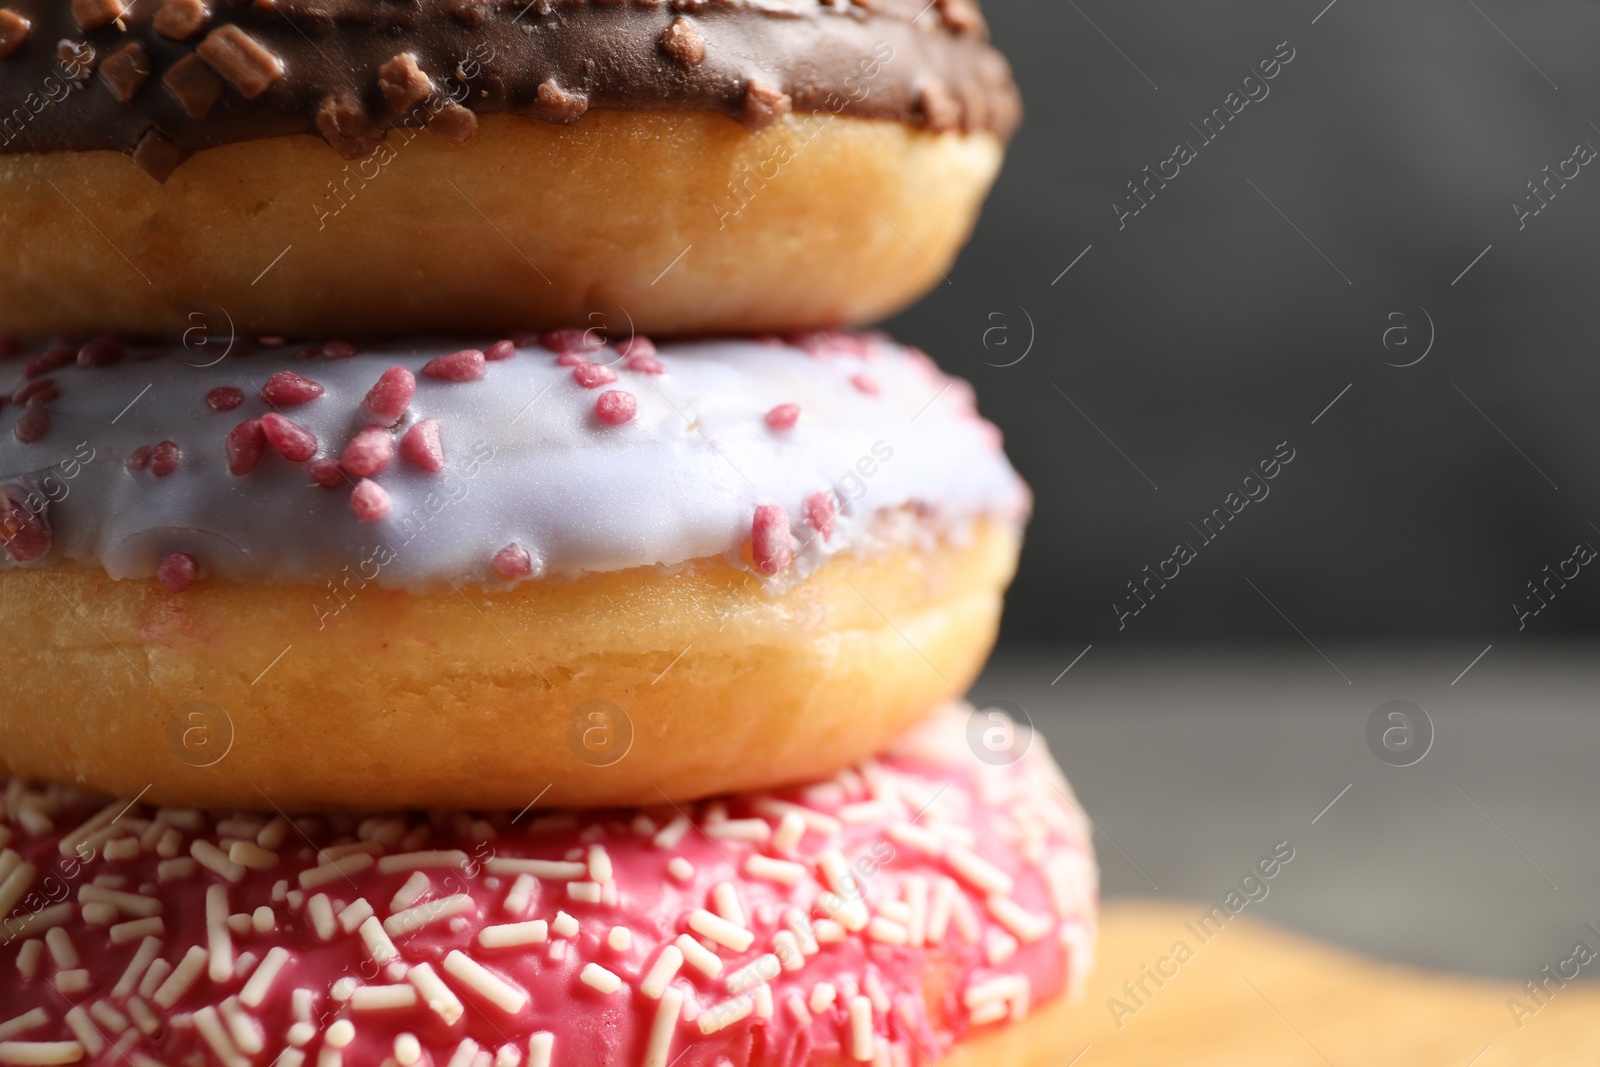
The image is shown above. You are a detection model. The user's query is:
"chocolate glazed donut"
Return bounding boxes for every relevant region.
[0,0,1021,338]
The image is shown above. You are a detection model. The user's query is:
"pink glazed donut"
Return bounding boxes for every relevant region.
[0,706,1096,1067]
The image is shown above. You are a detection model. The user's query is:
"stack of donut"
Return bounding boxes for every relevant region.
[0,2,1098,1065]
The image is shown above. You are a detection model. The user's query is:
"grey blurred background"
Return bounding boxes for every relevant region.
[886,0,1600,981]
[890,0,1600,645]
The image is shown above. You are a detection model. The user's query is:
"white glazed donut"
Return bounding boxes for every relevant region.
[0,330,1030,811]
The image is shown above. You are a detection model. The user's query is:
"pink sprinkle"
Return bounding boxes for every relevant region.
[150,440,181,477]
[20,384,58,408]
[595,390,636,425]
[510,331,540,347]
[259,412,318,463]
[257,336,287,346]
[850,374,881,397]
[125,446,151,472]
[13,378,53,404]
[294,345,322,361]
[805,491,836,541]
[157,552,198,593]
[260,371,325,406]
[542,328,602,353]
[225,418,267,475]
[205,387,244,412]
[751,504,792,575]
[13,407,47,444]
[341,426,394,477]
[351,478,392,521]
[572,362,617,389]
[23,345,73,379]
[617,335,656,358]
[323,340,358,359]
[555,352,587,367]
[486,339,516,362]
[0,486,50,562]
[493,543,533,579]
[309,459,344,487]
[764,404,800,431]
[76,335,123,367]
[625,354,665,375]
[422,349,486,382]
[363,367,416,424]
[400,419,445,473]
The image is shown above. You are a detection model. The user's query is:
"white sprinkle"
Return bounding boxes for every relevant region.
[44,928,77,969]
[239,946,290,1009]
[0,1042,88,1065]
[153,945,208,1009]
[350,985,419,1011]
[546,940,567,962]
[987,895,1053,943]
[0,860,37,921]
[484,858,586,880]
[771,812,807,855]
[227,841,279,870]
[53,970,90,995]
[849,996,874,1061]
[193,1006,248,1067]
[968,999,1007,1026]
[79,903,117,926]
[102,837,141,862]
[325,1021,355,1049]
[307,894,337,941]
[318,842,382,863]
[703,818,770,843]
[226,914,251,936]
[711,883,745,927]
[394,1034,422,1067]
[838,801,890,824]
[0,1010,48,1043]
[61,1010,101,1057]
[257,817,290,850]
[299,853,375,889]
[385,893,473,938]
[725,954,780,994]
[78,885,162,918]
[526,1033,553,1067]
[784,910,819,955]
[124,998,160,1038]
[950,890,980,943]
[868,917,909,946]
[551,911,579,939]
[445,1038,480,1067]
[206,884,234,982]
[249,906,274,935]
[359,916,401,967]
[607,926,632,951]
[643,986,683,1067]
[579,963,622,995]
[190,840,245,883]
[751,798,841,837]
[666,857,694,883]
[8,905,72,939]
[90,1000,131,1034]
[566,881,602,904]
[985,930,1019,965]
[586,844,613,883]
[501,874,537,916]
[744,855,806,886]
[926,877,957,944]
[697,994,752,1035]
[688,909,753,952]
[390,872,431,912]
[157,858,196,882]
[813,918,846,944]
[816,893,869,933]
[376,850,468,875]
[639,945,684,999]
[786,992,811,1026]
[673,934,723,978]
[136,958,171,1000]
[903,877,929,947]
[338,898,375,934]
[58,801,120,859]
[443,950,529,1014]
[772,931,805,972]
[479,920,548,950]
[287,1022,316,1047]
[963,974,1026,1008]
[494,1044,521,1067]
[407,962,465,1025]
[817,850,860,898]
[945,847,1013,896]
[753,983,774,1021]
[219,998,264,1055]
[810,982,837,1013]
[651,816,691,851]
[863,971,890,1014]
[331,977,358,1002]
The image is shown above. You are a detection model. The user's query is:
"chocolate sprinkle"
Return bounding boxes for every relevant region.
[0,0,1019,180]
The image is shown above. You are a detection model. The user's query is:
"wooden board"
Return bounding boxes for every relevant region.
[1057,900,1600,1066]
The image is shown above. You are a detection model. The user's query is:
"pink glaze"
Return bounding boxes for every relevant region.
[0,707,1097,1067]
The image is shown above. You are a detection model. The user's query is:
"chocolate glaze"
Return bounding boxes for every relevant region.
[0,0,1019,180]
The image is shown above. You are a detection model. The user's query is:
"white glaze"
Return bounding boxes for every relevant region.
[0,334,1028,588]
